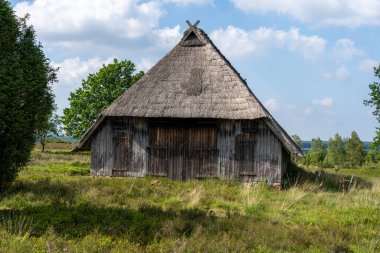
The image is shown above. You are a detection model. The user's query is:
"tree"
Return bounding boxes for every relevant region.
[35,106,62,153]
[62,59,143,139]
[364,64,380,155]
[303,137,326,166]
[345,131,366,167]
[0,0,57,190]
[325,133,346,167]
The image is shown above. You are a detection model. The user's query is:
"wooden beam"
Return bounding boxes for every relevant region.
[182,20,204,45]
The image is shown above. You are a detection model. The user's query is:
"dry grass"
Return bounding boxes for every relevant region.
[0,143,379,252]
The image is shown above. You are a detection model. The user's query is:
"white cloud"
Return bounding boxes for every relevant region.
[15,0,163,41]
[210,26,326,59]
[137,58,155,72]
[264,98,278,111]
[231,0,380,27]
[162,0,213,6]
[53,57,114,88]
[358,59,379,71]
[332,39,362,61]
[312,97,333,106]
[153,25,182,48]
[323,66,349,81]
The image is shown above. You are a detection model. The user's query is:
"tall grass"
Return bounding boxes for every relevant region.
[0,143,379,252]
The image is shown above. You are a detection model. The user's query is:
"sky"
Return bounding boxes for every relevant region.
[9,0,380,141]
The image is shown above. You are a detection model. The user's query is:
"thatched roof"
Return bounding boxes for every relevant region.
[73,21,302,156]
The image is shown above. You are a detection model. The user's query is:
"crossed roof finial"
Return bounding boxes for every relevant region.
[186,20,200,29]
[181,20,204,45]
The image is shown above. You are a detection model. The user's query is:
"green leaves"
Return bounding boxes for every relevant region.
[0,0,57,190]
[364,64,380,151]
[62,59,143,139]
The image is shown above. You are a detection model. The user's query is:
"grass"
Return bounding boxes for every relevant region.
[0,143,379,252]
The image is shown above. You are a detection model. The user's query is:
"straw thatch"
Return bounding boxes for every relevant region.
[73,23,302,156]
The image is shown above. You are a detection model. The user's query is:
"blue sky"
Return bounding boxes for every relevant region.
[10,0,380,141]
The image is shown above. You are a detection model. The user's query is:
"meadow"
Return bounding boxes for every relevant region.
[0,143,379,252]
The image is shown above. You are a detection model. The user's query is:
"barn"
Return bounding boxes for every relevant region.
[73,21,302,186]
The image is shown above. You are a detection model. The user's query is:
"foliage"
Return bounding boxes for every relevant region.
[324,133,346,167]
[364,64,380,153]
[300,137,326,166]
[0,0,57,190]
[62,59,143,139]
[34,105,62,153]
[0,143,379,252]
[346,131,366,167]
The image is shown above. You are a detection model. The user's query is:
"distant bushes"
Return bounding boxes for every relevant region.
[297,131,372,168]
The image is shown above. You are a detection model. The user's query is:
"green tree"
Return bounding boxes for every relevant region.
[62,59,143,139]
[364,64,380,155]
[325,133,346,167]
[345,131,366,167]
[0,0,57,190]
[35,106,62,153]
[304,137,326,166]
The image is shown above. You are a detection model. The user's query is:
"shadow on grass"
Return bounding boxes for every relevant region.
[285,163,373,191]
[0,180,217,245]
[0,204,213,245]
[0,178,362,251]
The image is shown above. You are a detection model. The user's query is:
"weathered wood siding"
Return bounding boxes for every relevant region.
[148,121,218,180]
[91,118,148,177]
[90,117,289,183]
[218,120,287,183]
[91,118,114,176]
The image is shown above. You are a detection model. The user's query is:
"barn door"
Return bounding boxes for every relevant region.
[186,126,218,179]
[236,133,256,180]
[148,122,218,180]
[148,125,170,177]
[112,131,133,176]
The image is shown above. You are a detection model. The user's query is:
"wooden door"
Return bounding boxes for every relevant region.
[236,133,256,180]
[186,126,218,179]
[112,131,133,176]
[148,123,218,180]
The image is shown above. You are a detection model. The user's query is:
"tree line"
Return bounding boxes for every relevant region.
[292,131,371,168]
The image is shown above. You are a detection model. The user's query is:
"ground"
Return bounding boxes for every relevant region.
[0,143,379,252]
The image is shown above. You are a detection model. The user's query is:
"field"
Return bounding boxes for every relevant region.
[0,143,379,252]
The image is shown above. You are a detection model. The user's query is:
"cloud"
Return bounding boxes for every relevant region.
[332,39,362,61]
[153,25,182,48]
[53,57,115,89]
[230,0,380,27]
[312,97,333,106]
[264,98,278,111]
[323,66,349,81]
[358,59,379,71]
[137,58,155,72]
[162,0,213,6]
[210,26,326,59]
[15,0,164,41]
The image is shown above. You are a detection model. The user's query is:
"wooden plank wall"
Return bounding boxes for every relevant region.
[91,118,114,176]
[218,120,287,183]
[90,117,289,183]
[148,124,218,180]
